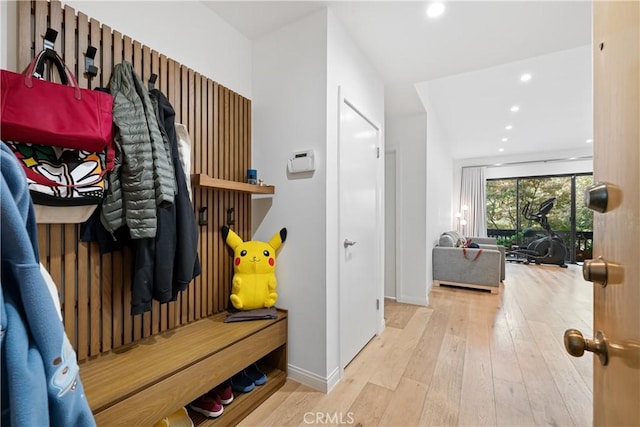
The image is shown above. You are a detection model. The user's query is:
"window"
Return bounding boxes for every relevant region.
[486,174,593,263]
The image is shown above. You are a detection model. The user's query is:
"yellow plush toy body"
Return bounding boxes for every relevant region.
[222,226,287,310]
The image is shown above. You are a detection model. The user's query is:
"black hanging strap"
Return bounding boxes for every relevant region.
[34,29,68,85]
[148,73,157,90]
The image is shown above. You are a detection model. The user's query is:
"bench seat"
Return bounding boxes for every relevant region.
[79,309,288,426]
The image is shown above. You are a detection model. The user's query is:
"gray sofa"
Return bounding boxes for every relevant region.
[469,237,506,281]
[432,231,504,293]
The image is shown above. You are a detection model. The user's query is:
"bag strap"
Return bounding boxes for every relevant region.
[23,49,82,100]
[462,247,483,261]
[21,161,106,188]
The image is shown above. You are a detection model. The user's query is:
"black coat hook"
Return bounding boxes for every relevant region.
[84,46,98,78]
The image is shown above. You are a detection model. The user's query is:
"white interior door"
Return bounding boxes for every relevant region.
[339,97,380,368]
[384,150,397,298]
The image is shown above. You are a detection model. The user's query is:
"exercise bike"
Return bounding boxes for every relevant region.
[508,197,568,268]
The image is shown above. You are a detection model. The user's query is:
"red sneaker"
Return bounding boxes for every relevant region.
[189,394,223,418]
[210,383,234,405]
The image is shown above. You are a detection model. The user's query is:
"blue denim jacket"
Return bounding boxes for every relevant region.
[0,141,95,426]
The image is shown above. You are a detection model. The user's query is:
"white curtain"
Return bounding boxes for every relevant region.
[459,167,487,237]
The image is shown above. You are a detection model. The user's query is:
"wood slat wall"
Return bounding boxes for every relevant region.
[16,0,252,362]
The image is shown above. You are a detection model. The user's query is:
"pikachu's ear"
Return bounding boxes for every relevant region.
[221,226,244,250]
[268,228,287,251]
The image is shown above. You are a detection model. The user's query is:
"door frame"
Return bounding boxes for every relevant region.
[384,147,403,301]
[337,87,385,371]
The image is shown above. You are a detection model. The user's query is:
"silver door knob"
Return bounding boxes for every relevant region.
[564,329,609,366]
[584,182,609,213]
[344,239,357,248]
[584,182,622,213]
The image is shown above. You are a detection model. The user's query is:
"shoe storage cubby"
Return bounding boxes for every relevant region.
[188,359,288,425]
[80,308,288,426]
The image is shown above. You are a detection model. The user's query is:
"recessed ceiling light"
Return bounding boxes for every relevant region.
[502,138,508,142]
[586,138,593,143]
[505,125,513,130]
[495,163,503,166]
[498,148,505,152]
[426,2,446,18]
[569,157,577,160]
[520,73,532,82]
[510,105,520,112]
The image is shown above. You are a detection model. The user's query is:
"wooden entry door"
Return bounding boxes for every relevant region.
[590,1,640,424]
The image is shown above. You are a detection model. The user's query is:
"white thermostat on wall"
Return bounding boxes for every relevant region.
[287,150,315,173]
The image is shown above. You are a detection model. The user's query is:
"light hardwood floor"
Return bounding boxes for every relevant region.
[239,263,593,426]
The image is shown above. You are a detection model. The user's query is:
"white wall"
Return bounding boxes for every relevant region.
[252,9,329,388]
[252,8,383,392]
[385,114,429,305]
[57,1,253,98]
[0,1,18,70]
[326,8,385,385]
[385,90,454,301]
[424,101,454,293]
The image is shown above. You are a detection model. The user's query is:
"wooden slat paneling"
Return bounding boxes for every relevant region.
[16,1,254,361]
[111,30,124,351]
[77,239,89,361]
[100,23,114,353]
[181,65,190,325]
[17,1,31,70]
[159,53,170,333]
[208,80,216,316]
[34,1,48,65]
[194,73,203,321]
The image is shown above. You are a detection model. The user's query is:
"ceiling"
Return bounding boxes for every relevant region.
[203,1,593,160]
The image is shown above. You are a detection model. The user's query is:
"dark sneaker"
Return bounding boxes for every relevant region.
[244,364,267,386]
[230,371,255,393]
[210,383,234,405]
[189,394,223,418]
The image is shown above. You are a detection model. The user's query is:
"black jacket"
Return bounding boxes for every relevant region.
[131,89,201,314]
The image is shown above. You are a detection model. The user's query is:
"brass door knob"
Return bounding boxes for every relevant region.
[564,329,609,366]
[583,257,608,286]
[582,257,623,287]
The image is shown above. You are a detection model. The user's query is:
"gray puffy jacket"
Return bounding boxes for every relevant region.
[101,61,176,239]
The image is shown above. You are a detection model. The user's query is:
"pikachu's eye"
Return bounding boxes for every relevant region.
[263,250,270,257]
[240,250,247,256]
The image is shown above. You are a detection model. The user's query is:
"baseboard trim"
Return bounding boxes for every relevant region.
[396,295,428,306]
[287,364,341,393]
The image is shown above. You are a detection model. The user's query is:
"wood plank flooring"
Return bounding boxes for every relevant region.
[238,263,593,426]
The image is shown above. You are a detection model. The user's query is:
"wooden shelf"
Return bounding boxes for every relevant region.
[192,174,275,195]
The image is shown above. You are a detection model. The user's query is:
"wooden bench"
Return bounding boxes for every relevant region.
[80,309,288,426]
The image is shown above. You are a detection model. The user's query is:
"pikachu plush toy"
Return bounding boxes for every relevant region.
[222,226,287,310]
